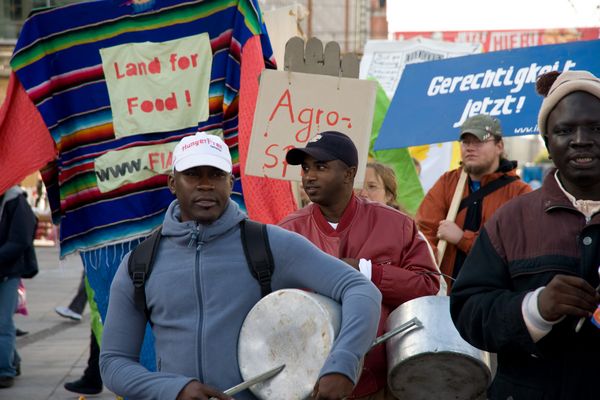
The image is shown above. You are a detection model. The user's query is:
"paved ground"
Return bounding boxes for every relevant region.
[3,245,117,399]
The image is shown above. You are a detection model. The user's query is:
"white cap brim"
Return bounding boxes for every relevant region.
[174,153,232,173]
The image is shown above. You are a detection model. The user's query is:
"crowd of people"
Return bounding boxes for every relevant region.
[1,56,599,400]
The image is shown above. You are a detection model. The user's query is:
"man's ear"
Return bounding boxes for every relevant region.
[168,173,176,195]
[541,135,552,159]
[229,173,234,190]
[345,166,357,184]
[496,139,505,151]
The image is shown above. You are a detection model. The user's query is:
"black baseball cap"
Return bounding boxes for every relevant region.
[285,131,359,167]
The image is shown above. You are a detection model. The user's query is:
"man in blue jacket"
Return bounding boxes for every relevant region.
[100,131,382,400]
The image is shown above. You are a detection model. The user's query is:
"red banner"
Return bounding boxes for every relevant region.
[392,27,600,52]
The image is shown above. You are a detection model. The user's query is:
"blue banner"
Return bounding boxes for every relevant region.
[375,39,600,150]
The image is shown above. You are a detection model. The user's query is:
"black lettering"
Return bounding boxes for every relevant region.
[95,159,142,182]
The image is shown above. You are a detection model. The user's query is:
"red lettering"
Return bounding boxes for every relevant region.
[341,117,352,129]
[131,93,179,114]
[190,53,199,68]
[268,89,294,123]
[281,145,296,178]
[141,100,153,113]
[326,111,339,126]
[264,144,279,169]
[168,53,198,71]
[165,151,173,169]
[127,97,138,114]
[296,107,314,142]
[315,109,324,125]
[148,57,161,74]
[155,98,165,112]
[148,152,160,171]
[169,53,178,71]
[137,62,147,76]
[262,144,300,178]
[125,63,137,77]
[165,92,178,110]
[114,62,125,79]
[178,56,190,70]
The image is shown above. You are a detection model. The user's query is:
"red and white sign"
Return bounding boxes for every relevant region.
[392,27,600,52]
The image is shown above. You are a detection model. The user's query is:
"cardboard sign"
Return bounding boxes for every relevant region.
[375,39,600,150]
[100,33,212,137]
[246,70,376,182]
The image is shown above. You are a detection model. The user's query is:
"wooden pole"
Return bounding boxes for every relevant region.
[307,0,313,39]
[437,169,467,264]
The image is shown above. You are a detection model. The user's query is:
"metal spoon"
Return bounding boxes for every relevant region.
[575,265,600,333]
[208,364,285,399]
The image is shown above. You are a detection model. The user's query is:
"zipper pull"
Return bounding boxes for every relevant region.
[188,226,199,247]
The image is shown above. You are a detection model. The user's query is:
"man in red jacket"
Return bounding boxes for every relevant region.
[279,131,440,400]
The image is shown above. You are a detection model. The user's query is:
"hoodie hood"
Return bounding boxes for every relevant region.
[0,186,25,221]
[498,158,518,173]
[1,186,24,203]
[161,198,247,245]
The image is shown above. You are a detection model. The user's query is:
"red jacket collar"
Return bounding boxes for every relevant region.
[310,194,359,235]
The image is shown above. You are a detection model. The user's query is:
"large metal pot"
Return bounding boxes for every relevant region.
[238,289,342,400]
[386,295,491,400]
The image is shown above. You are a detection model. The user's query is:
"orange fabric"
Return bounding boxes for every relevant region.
[0,72,56,194]
[238,35,297,223]
[416,166,531,289]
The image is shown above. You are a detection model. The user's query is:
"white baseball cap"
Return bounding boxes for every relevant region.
[172,132,232,173]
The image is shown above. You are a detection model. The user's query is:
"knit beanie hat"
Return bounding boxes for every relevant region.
[537,70,600,135]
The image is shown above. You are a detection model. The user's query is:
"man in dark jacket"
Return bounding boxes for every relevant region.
[450,70,600,399]
[0,186,38,388]
[280,131,440,399]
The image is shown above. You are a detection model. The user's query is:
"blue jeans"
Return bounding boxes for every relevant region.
[0,277,19,378]
[81,240,156,371]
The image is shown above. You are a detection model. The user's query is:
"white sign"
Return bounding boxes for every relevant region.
[100,33,212,137]
[359,37,481,98]
[247,70,376,182]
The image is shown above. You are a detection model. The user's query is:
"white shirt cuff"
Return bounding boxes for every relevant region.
[521,286,564,342]
[358,258,372,281]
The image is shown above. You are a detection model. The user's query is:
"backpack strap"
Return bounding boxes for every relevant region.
[127,228,162,320]
[240,219,274,298]
[458,175,518,212]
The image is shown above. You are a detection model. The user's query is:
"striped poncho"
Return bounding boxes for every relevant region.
[11,0,280,256]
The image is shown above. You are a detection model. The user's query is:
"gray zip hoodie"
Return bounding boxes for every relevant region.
[100,199,381,399]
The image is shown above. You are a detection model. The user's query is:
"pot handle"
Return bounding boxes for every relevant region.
[370,317,422,350]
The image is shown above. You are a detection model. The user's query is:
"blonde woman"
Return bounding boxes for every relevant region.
[359,162,402,210]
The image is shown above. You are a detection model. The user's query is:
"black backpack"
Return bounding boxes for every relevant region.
[127,219,274,319]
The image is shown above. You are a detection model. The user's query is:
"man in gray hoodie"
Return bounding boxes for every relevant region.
[99,132,382,400]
